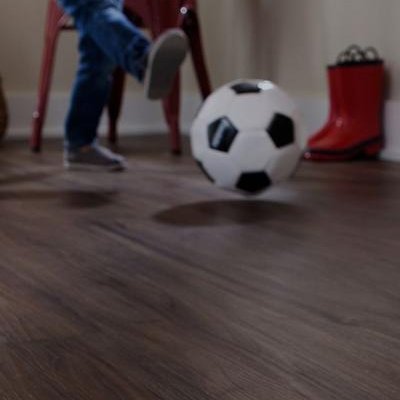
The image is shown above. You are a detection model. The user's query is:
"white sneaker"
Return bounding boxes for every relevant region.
[144,29,189,100]
[64,144,126,172]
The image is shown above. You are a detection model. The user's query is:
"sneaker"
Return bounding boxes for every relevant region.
[144,29,189,100]
[64,144,126,172]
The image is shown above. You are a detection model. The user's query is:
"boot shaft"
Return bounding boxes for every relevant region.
[328,62,385,122]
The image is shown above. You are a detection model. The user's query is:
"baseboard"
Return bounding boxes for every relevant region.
[379,101,400,162]
[5,91,400,162]
[6,91,202,139]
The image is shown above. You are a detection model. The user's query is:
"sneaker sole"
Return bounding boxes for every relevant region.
[144,29,189,100]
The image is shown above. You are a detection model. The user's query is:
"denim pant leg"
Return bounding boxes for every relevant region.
[65,32,115,151]
[58,0,151,150]
[58,0,150,80]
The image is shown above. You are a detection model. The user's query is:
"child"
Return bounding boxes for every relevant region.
[59,0,188,171]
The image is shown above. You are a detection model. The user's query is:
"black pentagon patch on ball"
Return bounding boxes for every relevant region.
[231,82,262,95]
[208,117,238,153]
[236,172,272,194]
[267,113,295,148]
[196,160,215,183]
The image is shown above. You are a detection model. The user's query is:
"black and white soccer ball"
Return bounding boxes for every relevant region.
[190,80,303,194]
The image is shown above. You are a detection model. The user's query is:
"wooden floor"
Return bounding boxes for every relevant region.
[1,136,400,400]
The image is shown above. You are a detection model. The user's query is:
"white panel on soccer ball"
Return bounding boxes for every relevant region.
[201,150,241,190]
[229,93,276,131]
[266,144,302,184]
[190,117,210,161]
[197,85,236,123]
[230,130,275,172]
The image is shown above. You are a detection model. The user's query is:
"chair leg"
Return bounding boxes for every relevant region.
[107,67,126,145]
[182,10,212,99]
[163,74,182,155]
[31,5,63,153]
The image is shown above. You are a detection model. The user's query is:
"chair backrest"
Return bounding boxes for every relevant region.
[124,0,198,36]
[49,0,74,30]
[50,0,198,35]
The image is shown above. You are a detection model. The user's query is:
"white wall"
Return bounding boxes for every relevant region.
[259,0,397,96]
[3,1,400,97]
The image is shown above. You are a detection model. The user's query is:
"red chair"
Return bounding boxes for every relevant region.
[31,0,212,154]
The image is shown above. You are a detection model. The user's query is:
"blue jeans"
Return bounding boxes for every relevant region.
[58,0,151,150]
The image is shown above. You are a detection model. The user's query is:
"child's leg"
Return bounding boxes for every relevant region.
[60,0,188,96]
[59,0,188,171]
[65,31,115,151]
[59,0,150,81]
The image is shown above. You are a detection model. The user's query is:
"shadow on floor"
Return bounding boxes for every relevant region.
[153,200,305,227]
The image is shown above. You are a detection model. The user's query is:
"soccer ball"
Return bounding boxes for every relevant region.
[190,80,303,194]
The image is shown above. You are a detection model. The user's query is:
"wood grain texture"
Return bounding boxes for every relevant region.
[0,136,400,400]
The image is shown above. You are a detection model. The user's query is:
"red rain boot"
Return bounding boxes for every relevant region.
[304,46,385,161]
